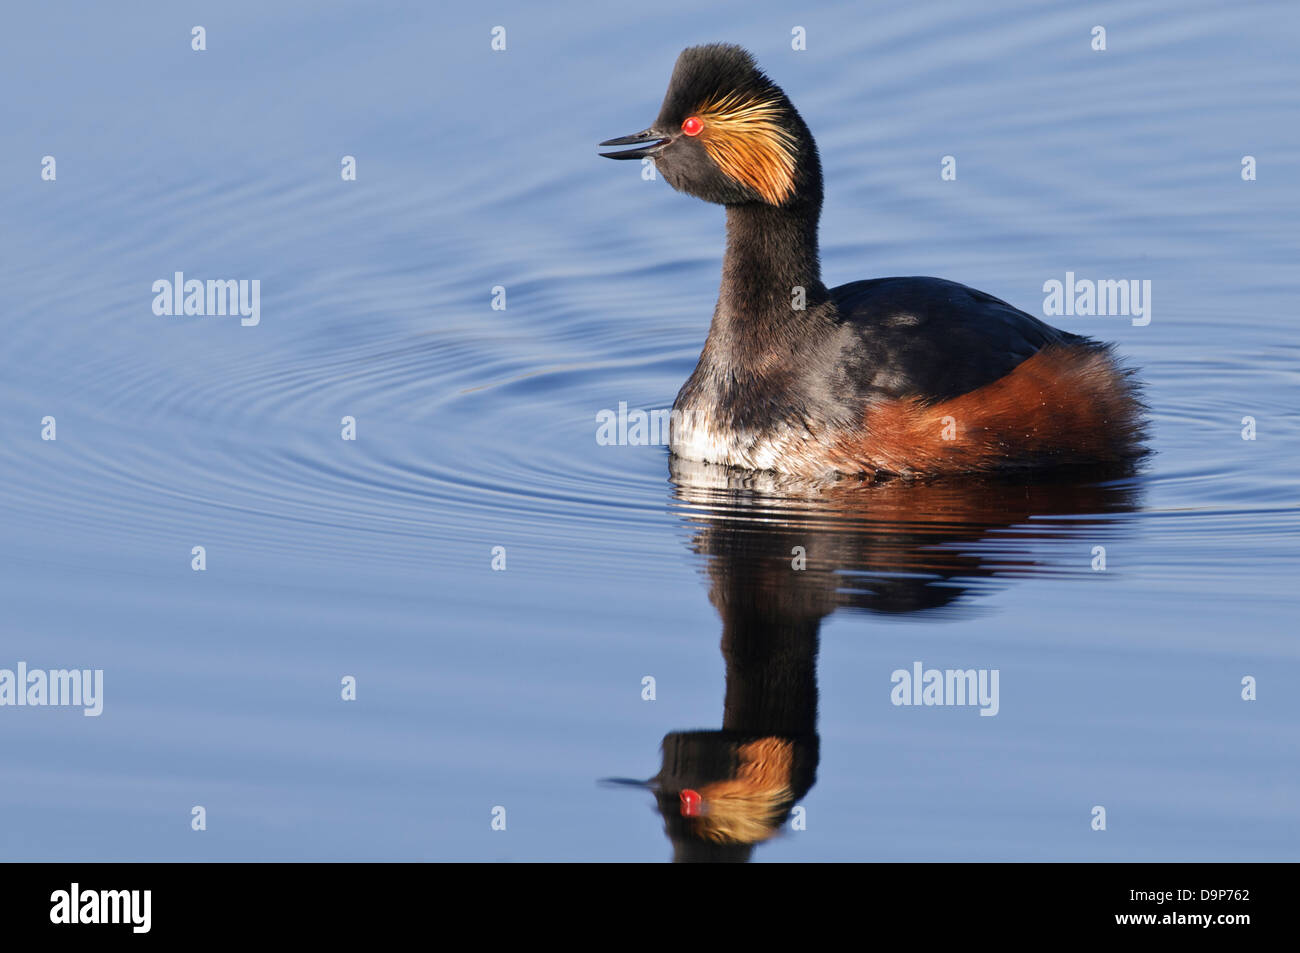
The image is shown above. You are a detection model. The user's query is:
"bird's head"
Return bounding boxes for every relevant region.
[600,44,821,209]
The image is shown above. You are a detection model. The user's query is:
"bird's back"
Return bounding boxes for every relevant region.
[829,276,1085,405]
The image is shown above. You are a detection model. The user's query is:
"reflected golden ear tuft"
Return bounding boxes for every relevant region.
[691,738,796,845]
[694,93,798,205]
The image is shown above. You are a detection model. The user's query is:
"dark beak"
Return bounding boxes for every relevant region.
[598,776,657,789]
[599,128,671,160]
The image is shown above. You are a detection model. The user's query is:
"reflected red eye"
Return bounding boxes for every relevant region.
[681,116,703,136]
[680,789,703,816]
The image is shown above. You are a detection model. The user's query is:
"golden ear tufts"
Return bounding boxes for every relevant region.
[689,738,796,845]
[694,92,798,205]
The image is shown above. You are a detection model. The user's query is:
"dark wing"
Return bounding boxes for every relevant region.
[830,276,1084,403]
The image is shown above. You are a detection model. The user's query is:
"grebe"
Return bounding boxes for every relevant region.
[599,44,1145,479]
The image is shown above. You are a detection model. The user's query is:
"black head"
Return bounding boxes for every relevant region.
[600,44,821,209]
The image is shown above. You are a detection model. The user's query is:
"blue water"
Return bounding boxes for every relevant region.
[1,0,1296,861]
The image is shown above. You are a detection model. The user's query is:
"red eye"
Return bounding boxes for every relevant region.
[681,116,703,136]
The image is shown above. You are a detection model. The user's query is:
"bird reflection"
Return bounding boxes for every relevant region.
[612,459,1141,861]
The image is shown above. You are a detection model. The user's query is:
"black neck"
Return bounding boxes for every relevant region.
[706,200,829,365]
[719,611,821,737]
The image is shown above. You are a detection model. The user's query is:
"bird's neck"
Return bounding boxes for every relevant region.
[708,201,830,360]
[720,611,821,736]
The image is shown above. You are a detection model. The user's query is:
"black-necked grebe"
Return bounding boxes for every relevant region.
[599,44,1145,479]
